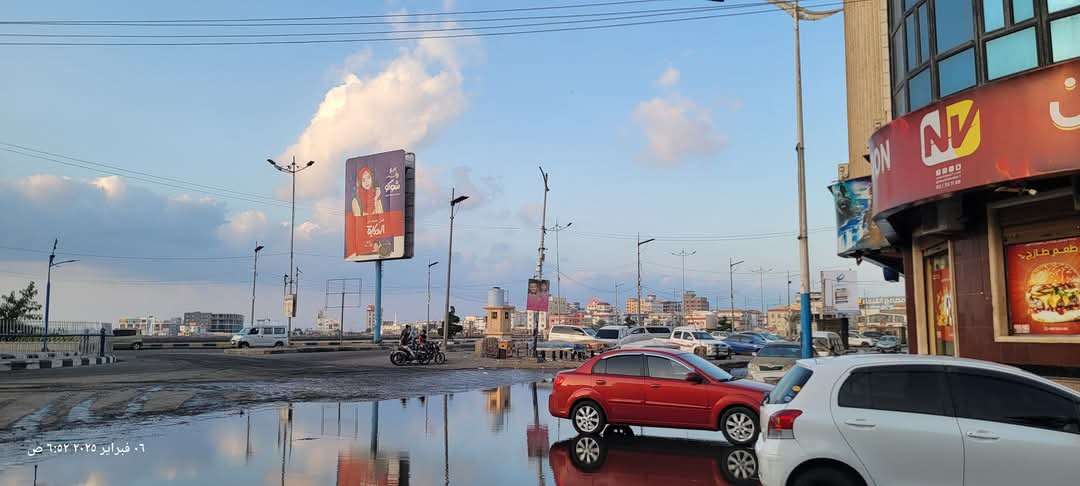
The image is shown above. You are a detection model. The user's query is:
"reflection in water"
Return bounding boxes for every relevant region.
[1,381,760,486]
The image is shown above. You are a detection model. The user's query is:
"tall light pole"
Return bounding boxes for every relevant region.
[443,189,469,348]
[42,238,77,352]
[533,167,550,358]
[753,267,775,325]
[672,249,696,325]
[427,260,439,331]
[250,243,265,327]
[729,258,744,331]
[549,220,572,317]
[636,235,655,326]
[614,282,624,325]
[267,157,316,338]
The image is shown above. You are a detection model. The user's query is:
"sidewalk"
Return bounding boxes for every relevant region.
[1,353,116,371]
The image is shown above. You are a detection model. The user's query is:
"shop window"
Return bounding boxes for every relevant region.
[908,68,932,110]
[936,0,974,52]
[906,14,920,70]
[1049,0,1080,13]
[986,27,1038,79]
[1011,0,1034,23]
[938,48,976,96]
[893,28,907,85]
[983,0,1006,31]
[925,246,955,356]
[994,193,1080,338]
[1051,13,1080,62]
[918,4,931,61]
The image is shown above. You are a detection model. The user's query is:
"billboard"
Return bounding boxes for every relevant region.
[344,150,414,262]
[829,177,888,256]
[526,279,550,312]
[1005,236,1080,335]
[822,270,858,314]
[869,59,1080,218]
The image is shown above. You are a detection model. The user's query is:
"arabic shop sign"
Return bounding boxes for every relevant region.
[1005,236,1080,336]
[869,59,1080,218]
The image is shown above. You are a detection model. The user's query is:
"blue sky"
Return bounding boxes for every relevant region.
[0,0,904,327]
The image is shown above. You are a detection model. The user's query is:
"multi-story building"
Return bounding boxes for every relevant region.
[767,306,798,337]
[162,317,181,337]
[365,304,375,332]
[315,310,342,335]
[682,291,710,313]
[683,311,719,330]
[117,316,164,336]
[835,0,1080,374]
[183,312,244,335]
[548,296,570,315]
[585,298,616,324]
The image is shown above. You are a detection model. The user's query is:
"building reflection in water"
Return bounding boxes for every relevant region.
[483,386,511,432]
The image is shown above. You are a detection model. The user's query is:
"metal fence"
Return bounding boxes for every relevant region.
[0,319,113,357]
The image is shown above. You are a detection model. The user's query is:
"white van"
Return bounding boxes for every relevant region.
[231,326,289,348]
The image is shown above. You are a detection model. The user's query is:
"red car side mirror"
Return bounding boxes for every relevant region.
[685,372,705,384]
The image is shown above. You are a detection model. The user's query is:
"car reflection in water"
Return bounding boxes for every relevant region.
[550,429,759,486]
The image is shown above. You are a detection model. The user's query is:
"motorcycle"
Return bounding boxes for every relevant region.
[390,341,446,366]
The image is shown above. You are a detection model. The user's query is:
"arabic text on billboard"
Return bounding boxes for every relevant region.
[344,150,414,262]
[822,270,859,314]
[1005,236,1080,335]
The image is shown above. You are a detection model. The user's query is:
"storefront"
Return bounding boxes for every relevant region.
[848,0,1080,375]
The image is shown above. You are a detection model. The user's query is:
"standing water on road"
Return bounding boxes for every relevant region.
[0,381,758,485]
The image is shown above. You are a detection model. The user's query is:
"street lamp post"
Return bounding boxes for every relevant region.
[443,189,469,348]
[267,157,316,338]
[672,249,696,325]
[614,282,624,325]
[427,260,439,331]
[549,220,572,317]
[42,238,77,352]
[729,258,744,331]
[533,167,550,359]
[636,235,655,326]
[250,243,265,327]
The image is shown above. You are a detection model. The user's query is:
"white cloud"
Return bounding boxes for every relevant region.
[216,210,271,246]
[92,175,127,200]
[633,95,725,165]
[656,66,680,87]
[275,37,470,202]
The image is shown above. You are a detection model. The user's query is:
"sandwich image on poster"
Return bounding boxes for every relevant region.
[1005,236,1080,335]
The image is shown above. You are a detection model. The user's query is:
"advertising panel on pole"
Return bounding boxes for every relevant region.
[344,150,415,262]
[822,270,858,314]
[1005,236,1080,335]
[869,59,1080,218]
[526,279,550,312]
[829,177,888,256]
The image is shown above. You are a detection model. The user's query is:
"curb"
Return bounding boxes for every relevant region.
[0,355,116,371]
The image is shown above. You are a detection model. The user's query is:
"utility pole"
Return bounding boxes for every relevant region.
[752,267,774,319]
[729,258,744,331]
[250,243,264,327]
[636,235,656,326]
[672,249,696,325]
[533,167,550,358]
[550,219,572,317]
[267,156,316,339]
[42,238,77,352]
[614,282,623,324]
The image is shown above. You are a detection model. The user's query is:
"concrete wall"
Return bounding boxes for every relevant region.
[843,0,891,179]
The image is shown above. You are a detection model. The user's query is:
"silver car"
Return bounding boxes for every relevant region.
[747,342,802,384]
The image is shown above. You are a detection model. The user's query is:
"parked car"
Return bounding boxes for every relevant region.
[111,328,143,350]
[627,325,673,337]
[593,325,632,345]
[748,343,802,384]
[549,325,599,345]
[723,333,769,355]
[847,331,876,348]
[230,325,289,348]
[668,327,732,359]
[616,333,680,350]
[860,331,884,340]
[548,348,773,445]
[874,334,901,353]
[800,331,845,357]
[710,330,732,339]
[549,433,759,485]
[755,354,1080,486]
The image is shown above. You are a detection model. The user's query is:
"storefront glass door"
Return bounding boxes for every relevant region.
[925,250,956,356]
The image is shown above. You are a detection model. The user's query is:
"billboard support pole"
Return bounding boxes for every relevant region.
[533,167,550,360]
[374,260,383,344]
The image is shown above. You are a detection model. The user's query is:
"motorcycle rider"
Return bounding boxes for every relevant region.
[400,324,414,347]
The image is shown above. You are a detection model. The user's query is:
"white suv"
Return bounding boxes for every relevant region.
[668,328,732,359]
[756,354,1080,486]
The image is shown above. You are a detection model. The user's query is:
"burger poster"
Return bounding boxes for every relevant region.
[1005,236,1080,335]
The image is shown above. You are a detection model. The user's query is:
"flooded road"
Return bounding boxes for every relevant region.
[0,380,759,485]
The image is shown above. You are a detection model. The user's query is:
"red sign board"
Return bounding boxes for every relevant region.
[1005,236,1080,335]
[870,59,1080,217]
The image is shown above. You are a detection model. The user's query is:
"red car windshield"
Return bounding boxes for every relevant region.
[680,353,733,381]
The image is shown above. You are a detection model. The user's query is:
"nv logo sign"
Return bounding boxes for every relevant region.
[920,100,981,166]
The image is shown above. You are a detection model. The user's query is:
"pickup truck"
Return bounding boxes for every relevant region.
[666,328,732,359]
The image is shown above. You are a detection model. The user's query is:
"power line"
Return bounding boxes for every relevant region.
[0,0,678,25]
[0,1,853,46]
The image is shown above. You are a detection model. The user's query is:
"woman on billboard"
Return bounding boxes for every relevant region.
[346,165,393,259]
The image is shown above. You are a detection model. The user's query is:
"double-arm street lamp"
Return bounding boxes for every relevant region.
[636,235,656,326]
[42,238,77,351]
[427,260,439,331]
[729,258,745,331]
[443,189,469,348]
[250,243,265,327]
[266,157,315,337]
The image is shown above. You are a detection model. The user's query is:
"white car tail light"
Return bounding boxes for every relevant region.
[767,409,802,439]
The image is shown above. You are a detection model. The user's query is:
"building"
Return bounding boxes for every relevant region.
[183,312,244,334]
[715,309,763,331]
[836,0,1080,373]
[682,291,710,313]
[767,306,798,337]
[585,298,616,324]
[683,311,719,330]
[315,310,342,335]
[365,304,375,332]
[117,316,165,336]
[162,317,181,337]
[548,296,570,316]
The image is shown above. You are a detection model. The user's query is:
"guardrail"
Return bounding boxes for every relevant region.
[0,319,112,357]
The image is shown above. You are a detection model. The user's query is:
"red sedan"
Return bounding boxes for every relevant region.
[548,348,773,445]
